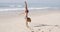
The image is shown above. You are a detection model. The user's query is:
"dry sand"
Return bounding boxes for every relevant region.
[0,10,60,32]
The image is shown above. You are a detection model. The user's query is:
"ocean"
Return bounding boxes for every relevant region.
[0,3,60,15]
[0,3,60,10]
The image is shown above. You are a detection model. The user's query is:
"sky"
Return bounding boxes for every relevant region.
[0,0,60,3]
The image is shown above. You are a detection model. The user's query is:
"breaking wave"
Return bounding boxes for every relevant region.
[0,7,59,11]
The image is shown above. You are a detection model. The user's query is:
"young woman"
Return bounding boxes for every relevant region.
[24,1,31,29]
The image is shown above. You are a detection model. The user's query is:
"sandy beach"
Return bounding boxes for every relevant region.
[0,9,60,32]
